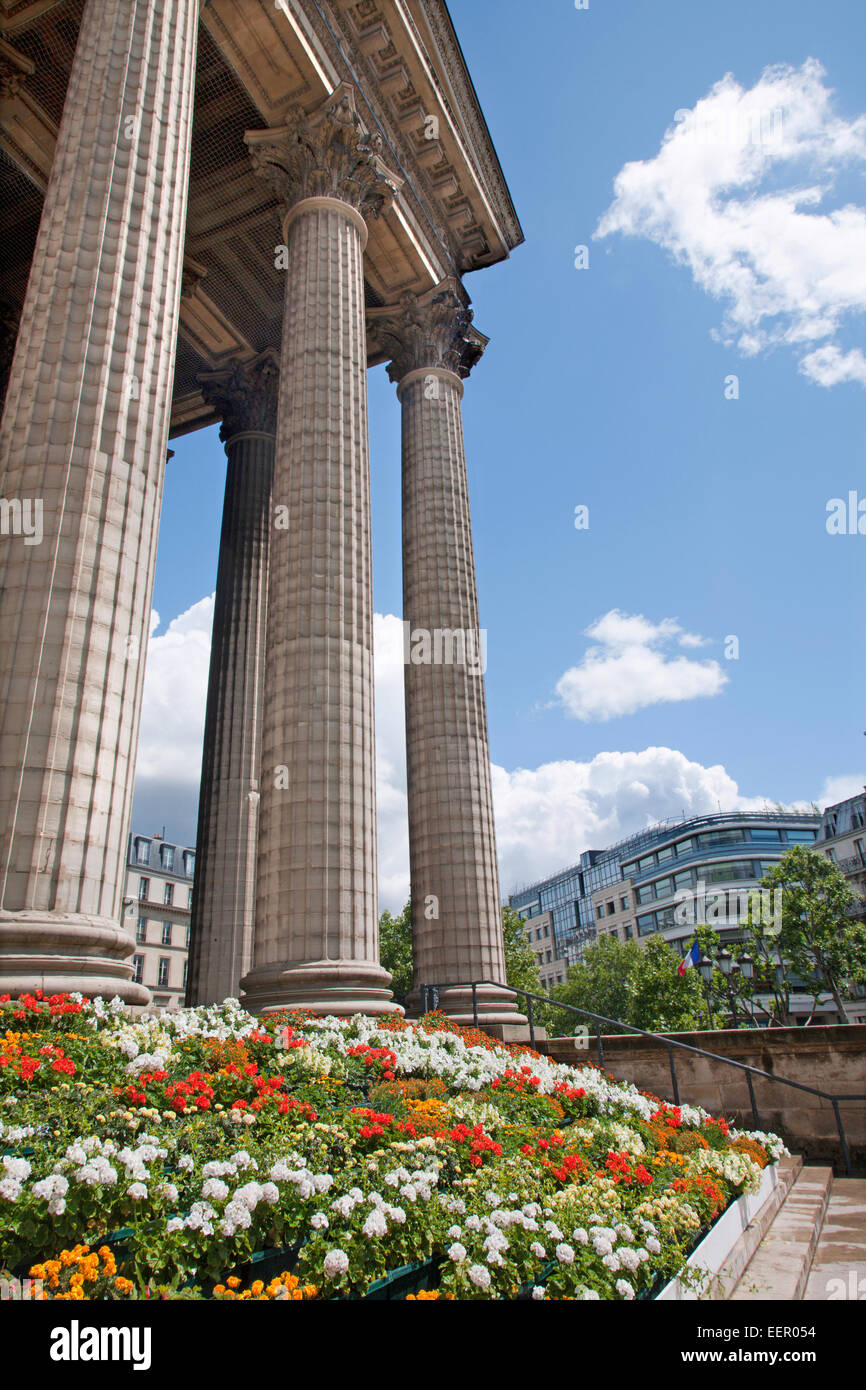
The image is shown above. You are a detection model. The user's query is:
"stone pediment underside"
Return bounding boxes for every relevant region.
[0,0,523,437]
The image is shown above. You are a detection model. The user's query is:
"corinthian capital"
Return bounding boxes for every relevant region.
[370,279,488,385]
[198,350,280,443]
[245,81,401,226]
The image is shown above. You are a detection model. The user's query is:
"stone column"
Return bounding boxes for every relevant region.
[0,0,198,1003]
[186,351,279,1006]
[240,83,401,1016]
[375,282,525,1027]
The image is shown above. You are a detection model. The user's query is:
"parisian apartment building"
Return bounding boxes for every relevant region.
[814,791,866,922]
[123,832,196,1011]
[509,810,823,993]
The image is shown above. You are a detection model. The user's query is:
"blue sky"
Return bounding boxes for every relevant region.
[134,0,866,903]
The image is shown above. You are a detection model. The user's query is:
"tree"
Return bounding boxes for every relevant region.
[500,905,547,997]
[378,901,413,1000]
[759,846,866,1022]
[550,933,707,1036]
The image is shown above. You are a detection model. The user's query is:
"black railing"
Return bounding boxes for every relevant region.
[418,979,866,1176]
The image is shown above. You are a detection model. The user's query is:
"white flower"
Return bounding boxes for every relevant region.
[310,1212,329,1231]
[530,1242,546,1260]
[616,1279,635,1300]
[447,1225,462,1240]
[573,1227,588,1246]
[646,1236,661,1255]
[3,1157,31,1181]
[32,1175,68,1201]
[580,1288,600,1301]
[128,1182,148,1200]
[602,1252,621,1273]
[617,1247,640,1272]
[202,1178,229,1202]
[531,1286,545,1301]
[177,1154,194,1173]
[468,1265,491,1290]
[448,1242,467,1263]
[323,1249,350,1278]
[166,1218,184,1234]
[362,1209,388,1239]
[555,1243,574,1265]
[593,1236,613,1257]
[0,1178,22,1201]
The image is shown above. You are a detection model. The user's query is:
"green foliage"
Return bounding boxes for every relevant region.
[759,846,866,1020]
[378,901,413,999]
[550,933,706,1036]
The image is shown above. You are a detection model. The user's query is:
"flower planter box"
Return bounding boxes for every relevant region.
[331,1257,442,1301]
[654,1160,782,1301]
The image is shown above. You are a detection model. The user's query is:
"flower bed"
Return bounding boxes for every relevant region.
[0,991,786,1301]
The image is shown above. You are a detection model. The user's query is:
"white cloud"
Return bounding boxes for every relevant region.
[595,59,866,385]
[552,609,728,722]
[132,601,834,912]
[818,773,866,808]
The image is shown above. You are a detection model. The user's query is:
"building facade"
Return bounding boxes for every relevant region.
[815,791,866,923]
[510,811,823,980]
[0,0,524,1026]
[123,833,195,1012]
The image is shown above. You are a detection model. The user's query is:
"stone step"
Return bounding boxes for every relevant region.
[802,1178,866,1301]
[729,1165,833,1301]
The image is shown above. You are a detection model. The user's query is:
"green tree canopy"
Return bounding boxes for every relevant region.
[549,933,706,1036]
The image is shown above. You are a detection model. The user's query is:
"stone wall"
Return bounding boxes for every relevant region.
[541,1024,866,1172]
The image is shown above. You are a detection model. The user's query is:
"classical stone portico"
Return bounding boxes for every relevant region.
[0,0,524,1020]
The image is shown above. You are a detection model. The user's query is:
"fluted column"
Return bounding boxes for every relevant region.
[186,352,279,1006]
[0,0,198,1003]
[375,283,525,1027]
[240,83,401,1015]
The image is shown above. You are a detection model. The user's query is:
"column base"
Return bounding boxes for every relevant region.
[406,982,527,1030]
[240,958,404,1018]
[0,911,151,1006]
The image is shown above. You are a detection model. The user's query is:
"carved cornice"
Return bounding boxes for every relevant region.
[197,349,281,443]
[369,277,487,384]
[245,81,401,227]
[0,36,33,98]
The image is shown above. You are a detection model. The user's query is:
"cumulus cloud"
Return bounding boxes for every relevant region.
[818,773,866,807]
[132,601,839,910]
[595,59,866,385]
[551,609,728,722]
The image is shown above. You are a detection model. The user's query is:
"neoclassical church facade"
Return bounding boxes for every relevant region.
[0,0,524,1026]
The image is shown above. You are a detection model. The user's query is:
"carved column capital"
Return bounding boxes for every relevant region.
[370,279,488,386]
[197,349,280,443]
[245,81,401,234]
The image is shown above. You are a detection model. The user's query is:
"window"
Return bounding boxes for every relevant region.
[184,851,195,877]
[182,961,188,991]
[161,845,174,872]
[624,923,633,940]
[703,860,756,885]
[163,882,173,906]
[696,828,745,848]
[750,828,781,843]
[186,924,191,948]
[786,829,817,843]
[157,958,170,989]
[827,848,837,862]
[673,870,693,891]
[636,884,654,904]
[138,877,149,901]
[606,901,615,916]
[189,888,194,909]
[855,839,866,866]
[637,914,656,937]
[852,808,866,830]
[135,838,150,865]
[638,855,655,872]
[653,877,673,899]
[162,922,172,947]
[657,845,675,861]
[132,955,144,985]
[620,897,629,911]
[135,918,146,944]
[596,905,604,920]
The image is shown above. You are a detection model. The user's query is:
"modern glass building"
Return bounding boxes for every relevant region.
[509,810,822,972]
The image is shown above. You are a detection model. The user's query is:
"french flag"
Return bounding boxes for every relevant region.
[678,941,701,976]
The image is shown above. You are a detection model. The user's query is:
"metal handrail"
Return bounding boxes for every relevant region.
[418,979,866,1175]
